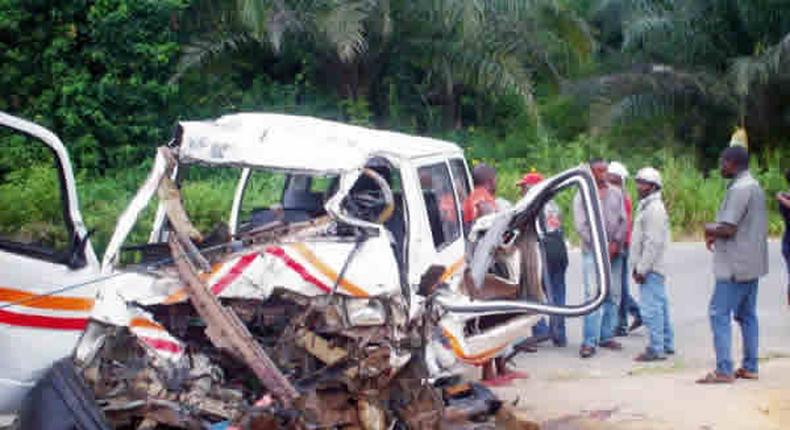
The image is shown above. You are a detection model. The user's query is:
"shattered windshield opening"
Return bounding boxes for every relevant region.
[238,172,330,234]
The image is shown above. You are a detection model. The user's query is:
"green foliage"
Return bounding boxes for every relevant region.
[0,165,70,249]
[0,0,187,171]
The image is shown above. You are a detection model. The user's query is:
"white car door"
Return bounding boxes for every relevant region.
[0,112,99,413]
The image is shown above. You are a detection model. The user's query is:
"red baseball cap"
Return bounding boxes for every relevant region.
[517,172,544,186]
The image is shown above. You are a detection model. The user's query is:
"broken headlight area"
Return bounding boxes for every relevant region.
[343,297,387,327]
[59,284,500,429]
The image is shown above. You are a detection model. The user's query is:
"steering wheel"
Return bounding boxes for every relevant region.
[344,168,395,224]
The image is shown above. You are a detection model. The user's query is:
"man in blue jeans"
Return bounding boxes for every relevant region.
[698,146,768,384]
[608,161,643,336]
[630,167,674,361]
[777,168,790,305]
[520,172,569,347]
[573,159,628,358]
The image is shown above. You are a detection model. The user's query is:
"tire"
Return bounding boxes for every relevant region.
[17,359,109,430]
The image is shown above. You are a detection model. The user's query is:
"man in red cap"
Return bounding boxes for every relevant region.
[517,172,569,348]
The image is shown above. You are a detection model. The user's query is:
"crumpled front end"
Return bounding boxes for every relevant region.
[53,146,499,429]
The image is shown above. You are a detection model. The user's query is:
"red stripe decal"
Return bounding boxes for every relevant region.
[138,336,183,354]
[0,309,88,330]
[264,246,332,294]
[210,252,259,295]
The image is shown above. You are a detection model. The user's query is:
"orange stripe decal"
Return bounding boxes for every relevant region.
[287,243,369,298]
[130,317,165,331]
[0,287,93,311]
[441,328,507,366]
[162,262,224,304]
[439,258,465,283]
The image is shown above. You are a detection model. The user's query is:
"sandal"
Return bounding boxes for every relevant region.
[734,368,759,380]
[481,375,513,387]
[500,370,529,380]
[695,371,734,384]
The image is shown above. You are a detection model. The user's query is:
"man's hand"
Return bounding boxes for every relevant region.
[705,234,715,251]
[632,270,646,284]
[777,192,790,209]
[608,241,619,258]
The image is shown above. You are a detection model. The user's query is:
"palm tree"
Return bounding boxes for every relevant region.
[570,0,790,153]
[174,0,594,129]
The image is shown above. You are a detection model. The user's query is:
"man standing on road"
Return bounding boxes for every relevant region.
[608,161,643,336]
[519,172,569,348]
[777,168,790,305]
[698,146,768,384]
[573,159,628,358]
[463,164,528,385]
[630,167,674,361]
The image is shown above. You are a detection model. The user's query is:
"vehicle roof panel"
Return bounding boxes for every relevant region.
[177,113,463,173]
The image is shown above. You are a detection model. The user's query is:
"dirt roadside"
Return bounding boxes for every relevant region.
[488,356,790,430]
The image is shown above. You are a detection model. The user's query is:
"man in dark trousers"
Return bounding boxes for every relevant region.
[519,172,569,347]
[777,168,790,305]
[697,146,768,384]
[608,161,643,336]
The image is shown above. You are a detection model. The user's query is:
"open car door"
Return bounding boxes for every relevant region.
[433,165,611,365]
[0,112,99,413]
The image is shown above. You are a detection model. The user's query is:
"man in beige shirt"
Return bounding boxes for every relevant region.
[630,167,674,361]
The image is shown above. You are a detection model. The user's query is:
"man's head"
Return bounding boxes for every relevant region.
[517,172,543,196]
[719,146,749,179]
[472,163,497,194]
[634,167,662,199]
[607,161,628,188]
[589,158,608,187]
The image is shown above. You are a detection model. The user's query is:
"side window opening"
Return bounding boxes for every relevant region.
[0,127,73,260]
[239,170,288,227]
[418,163,460,250]
[236,170,288,231]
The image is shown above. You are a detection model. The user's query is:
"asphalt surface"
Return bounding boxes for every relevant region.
[491,241,790,429]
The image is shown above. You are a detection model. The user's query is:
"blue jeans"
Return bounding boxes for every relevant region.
[617,249,641,331]
[709,279,759,375]
[783,232,789,289]
[639,272,674,356]
[582,251,623,348]
[532,266,568,345]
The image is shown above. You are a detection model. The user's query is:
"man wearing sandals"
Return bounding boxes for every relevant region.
[698,146,768,384]
[630,167,675,362]
[573,159,628,358]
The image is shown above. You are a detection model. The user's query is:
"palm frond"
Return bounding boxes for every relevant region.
[622,14,673,52]
[171,32,255,83]
[569,64,734,130]
[235,0,299,52]
[320,1,370,63]
[415,36,537,115]
[730,32,790,99]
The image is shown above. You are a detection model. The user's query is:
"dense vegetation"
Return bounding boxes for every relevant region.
[1,0,788,253]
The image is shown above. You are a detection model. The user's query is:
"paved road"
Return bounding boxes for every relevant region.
[490,241,790,429]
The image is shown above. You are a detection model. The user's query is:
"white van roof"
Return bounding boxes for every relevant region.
[176,113,464,173]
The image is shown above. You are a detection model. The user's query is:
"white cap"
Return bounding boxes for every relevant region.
[635,167,662,188]
[608,161,629,180]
